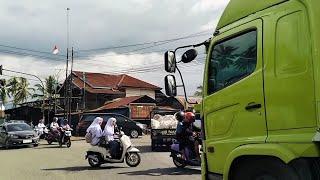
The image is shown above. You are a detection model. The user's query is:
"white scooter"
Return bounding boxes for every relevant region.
[85,132,141,167]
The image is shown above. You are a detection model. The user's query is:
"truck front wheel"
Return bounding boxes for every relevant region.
[231,158,299,180]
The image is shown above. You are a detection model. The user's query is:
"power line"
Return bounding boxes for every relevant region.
[0,74,40,82]
[75,33,210,59]
[0,49,65,61]
[77,29,212,52]
[0,44,67,57]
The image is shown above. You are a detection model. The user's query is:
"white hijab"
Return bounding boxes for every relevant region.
[104,118,117,141]
[87,117,103,133]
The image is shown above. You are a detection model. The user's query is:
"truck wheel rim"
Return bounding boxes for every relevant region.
[131,130,138,138]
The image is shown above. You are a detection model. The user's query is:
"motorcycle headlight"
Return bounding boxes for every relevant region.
[8,134,19,139]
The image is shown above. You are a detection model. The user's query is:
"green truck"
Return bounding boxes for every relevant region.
[163,0,320,179]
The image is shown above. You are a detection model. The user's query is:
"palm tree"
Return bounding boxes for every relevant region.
[0,79,9,104]
[32,75,58,100]
[194,85,203,97]
[11,77,32,106]
[7,77,19,98]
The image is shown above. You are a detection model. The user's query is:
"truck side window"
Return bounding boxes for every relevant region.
[208,30,257,94]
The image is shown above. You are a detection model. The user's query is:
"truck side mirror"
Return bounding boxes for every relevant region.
[181,49,198,63]
[164,51,176,73]
[164,75,177,97]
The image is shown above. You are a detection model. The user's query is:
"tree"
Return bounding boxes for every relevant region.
[0,79,9,104]
[194,85,203,97]
[11,77,33,106]
[32,75,58,100]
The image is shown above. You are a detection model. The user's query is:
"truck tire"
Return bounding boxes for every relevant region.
[231,158,299,180]
[290,158,320,180]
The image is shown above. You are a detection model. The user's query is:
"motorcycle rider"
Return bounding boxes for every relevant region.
[103,117,119,158]
[37,119,46,138]
[60,119,71,143]
[50,117,61,139]
[86,117,103,146]
[175,111,201,161]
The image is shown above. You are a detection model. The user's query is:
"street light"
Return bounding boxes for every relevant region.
[2,68,46,120]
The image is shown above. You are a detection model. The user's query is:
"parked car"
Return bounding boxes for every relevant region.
[0,121,39,148]
[76,113,143,138]
[135,122,148,134]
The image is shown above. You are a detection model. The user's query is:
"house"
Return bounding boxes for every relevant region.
[58,71,162,112]
[89,95,156,124]
[175,96,202,109]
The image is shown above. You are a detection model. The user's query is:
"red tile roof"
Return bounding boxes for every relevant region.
[72,71,161,93]
[90,96,145,111]
[72,76,123,94]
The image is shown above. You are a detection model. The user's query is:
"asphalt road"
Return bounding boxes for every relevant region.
[0,135,201,180]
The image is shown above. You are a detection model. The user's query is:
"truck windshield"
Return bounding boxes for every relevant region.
[7,123,32,132]
[208,30,257,94]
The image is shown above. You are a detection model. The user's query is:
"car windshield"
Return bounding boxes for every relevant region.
[7,123,32,132]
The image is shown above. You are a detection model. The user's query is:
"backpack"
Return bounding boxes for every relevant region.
[85,131,92,143]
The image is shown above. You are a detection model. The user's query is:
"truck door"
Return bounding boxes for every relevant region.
[203,19,267,174]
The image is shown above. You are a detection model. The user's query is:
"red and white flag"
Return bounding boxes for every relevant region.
[52,45,59,54]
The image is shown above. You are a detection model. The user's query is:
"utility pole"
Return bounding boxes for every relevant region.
[83,72,86,110]
[68,47,74,124]
[64,7,70,121]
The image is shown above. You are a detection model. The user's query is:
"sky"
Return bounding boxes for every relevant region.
[0,0,229,98]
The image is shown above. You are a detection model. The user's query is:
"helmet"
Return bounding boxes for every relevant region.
[175,111,185,122]
[185,112,195,123]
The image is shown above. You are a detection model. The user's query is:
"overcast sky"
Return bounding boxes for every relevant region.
[0,0,229,97]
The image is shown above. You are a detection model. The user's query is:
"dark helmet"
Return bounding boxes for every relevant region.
[175,111,185,122]
[185,112,195,123]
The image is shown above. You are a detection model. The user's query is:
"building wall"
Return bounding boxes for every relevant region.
[125,88,155,99]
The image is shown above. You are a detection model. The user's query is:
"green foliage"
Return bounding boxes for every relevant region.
[32,75,58,100]
[194,85,203,97]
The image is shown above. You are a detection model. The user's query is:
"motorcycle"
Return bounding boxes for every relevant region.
[170,138,201,168]
[34,126,49,139]
[59,128,72,148]
[85,131,141,168]
[45,128,61,145]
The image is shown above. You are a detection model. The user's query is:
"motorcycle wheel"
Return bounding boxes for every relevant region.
[66,139,71,148]
[125,152,141,167]
[88,155,101,168]
[173,156,186,168]
[47,139,52,145]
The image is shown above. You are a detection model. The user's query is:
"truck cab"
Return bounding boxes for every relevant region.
[164,0,320,179]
